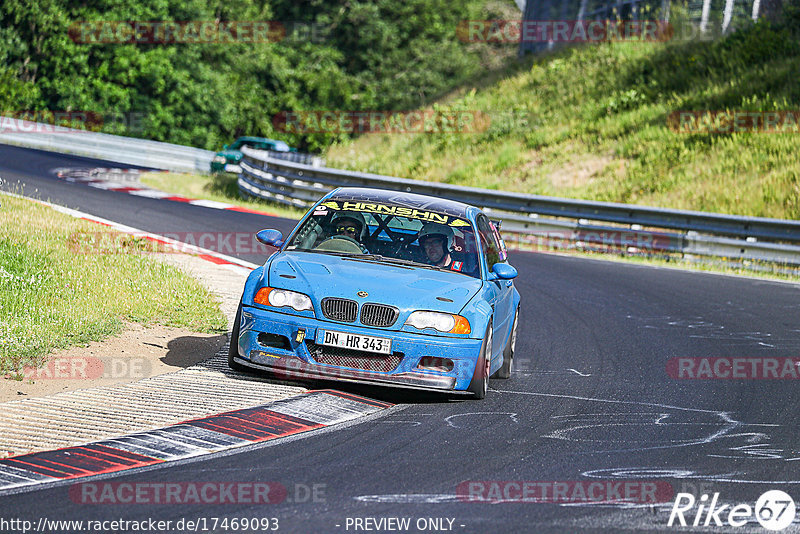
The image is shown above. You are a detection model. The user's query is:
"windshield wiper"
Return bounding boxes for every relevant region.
[292,248,363,257]
[296,250,458,273]
[345,255,444,270]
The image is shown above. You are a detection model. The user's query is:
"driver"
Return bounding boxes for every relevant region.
[330,211,369,252]
[418,223,454,268]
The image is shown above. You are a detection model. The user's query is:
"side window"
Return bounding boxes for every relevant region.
[489,220,507,261]
[476,215,501,269]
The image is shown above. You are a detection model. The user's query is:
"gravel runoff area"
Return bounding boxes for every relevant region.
[0,251,308,458]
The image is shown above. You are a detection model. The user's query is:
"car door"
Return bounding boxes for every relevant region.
[476,214,513,364]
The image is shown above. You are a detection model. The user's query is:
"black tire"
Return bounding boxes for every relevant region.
[468,324,492,399]
[493,307,518,379]
[227,303,248,373]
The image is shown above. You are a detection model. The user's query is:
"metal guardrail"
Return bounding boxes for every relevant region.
[0,116,325,174]
[0,117,215,173]
[238,146,800,267]
[266,150,325,167]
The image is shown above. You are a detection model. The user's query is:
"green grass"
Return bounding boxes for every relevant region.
[140,171,305,220]
[0,193,227,376]
[325,16,800,220]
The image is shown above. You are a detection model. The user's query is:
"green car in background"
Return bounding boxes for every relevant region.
[210,136,294,173]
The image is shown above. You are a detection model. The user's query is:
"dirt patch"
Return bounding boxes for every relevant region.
[0,322,226,402]
[548,154,614,189]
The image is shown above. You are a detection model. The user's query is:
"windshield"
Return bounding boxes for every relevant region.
[285,200,481,278]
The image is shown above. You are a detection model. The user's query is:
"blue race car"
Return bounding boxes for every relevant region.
[228,187,520,398]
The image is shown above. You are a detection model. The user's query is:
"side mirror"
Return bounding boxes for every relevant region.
[490,263,517,280]
[256,229,284,248]
[223,144,229,150]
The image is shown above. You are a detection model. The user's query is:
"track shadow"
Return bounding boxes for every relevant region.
[161,334,227,368]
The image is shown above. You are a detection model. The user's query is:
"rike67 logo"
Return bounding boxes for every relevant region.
[668,490,796,530]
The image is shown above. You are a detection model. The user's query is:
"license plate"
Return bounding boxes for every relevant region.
[318,330,392,355]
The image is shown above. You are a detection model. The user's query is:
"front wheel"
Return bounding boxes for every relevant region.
[468,325,492,399]
[227,303,248,373]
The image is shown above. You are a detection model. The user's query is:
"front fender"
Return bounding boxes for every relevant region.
[459,284,493,340]
[242,265,268,306]
[511,286,521,313]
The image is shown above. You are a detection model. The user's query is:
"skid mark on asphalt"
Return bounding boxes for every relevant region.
[377,421,422,426]
[567,368,592,376]
[445,412,519,429]
[492,389,724,413]
[354,494,461,504]
[494,389,800,485]
[514,369,594,377]
[624,314,800,348]
[582,467,800,485]
[541,412,739,449]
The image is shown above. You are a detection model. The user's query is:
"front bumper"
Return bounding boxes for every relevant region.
[235,305,483,392]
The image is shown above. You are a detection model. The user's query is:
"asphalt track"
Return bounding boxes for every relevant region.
[2,144,800,533]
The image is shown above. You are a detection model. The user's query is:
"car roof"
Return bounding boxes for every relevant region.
[234,136,291,151]
[325,187,476,219]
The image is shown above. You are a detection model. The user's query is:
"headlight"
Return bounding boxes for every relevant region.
[212,155,227,163]
[254,287,313,312]
[405,311,471,334]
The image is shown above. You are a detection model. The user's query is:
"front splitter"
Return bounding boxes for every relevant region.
[237,355,465,394]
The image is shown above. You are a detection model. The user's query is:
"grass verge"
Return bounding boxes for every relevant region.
[140,171,305,220]
[0,193,227,376]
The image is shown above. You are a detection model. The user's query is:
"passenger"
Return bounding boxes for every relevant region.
[418,223,454,268]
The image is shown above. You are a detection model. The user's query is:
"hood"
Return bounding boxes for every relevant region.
[268,251,482,315]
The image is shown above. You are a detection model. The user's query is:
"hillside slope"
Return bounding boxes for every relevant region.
[326,15,800,219]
